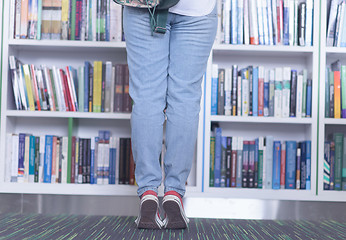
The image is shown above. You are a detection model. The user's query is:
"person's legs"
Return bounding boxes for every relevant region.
[163,7,218,197]
[123,6,170,197]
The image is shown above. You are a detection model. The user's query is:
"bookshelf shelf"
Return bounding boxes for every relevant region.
[323,118,346,125]
[5,110,132,120]
[209,116,313,124]
[325,47,346,54]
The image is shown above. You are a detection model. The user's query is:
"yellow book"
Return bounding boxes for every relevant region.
[93,61,102,112]
[334,71,341,119]
[23,64,36,111]
[61,0,69,40]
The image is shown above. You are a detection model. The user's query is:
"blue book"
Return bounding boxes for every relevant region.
[90,137,95,184]
[300,142,307,189]
[254,138,259,188]
[214,128,222,187]
[283,1,290,45]
[253,67,259,116]
[109,142,116,185]
[84,62,90,112]
[18,133,26,181]
[306,79,312,117]
[305,141,311,190]
[237,0,243,44]
[211,65,219,115]
[105,1,110,41]
[264,75,269,116]
[231,0,238,44]
[285,141,297,189]
[272,141,281,189]
[341,6,346,47]
[44,135,53,183]
[220,137,227,187]
[29,136,36,181]
[265,136,274,189]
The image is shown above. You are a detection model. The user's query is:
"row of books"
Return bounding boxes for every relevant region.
[10,56,132,113]
[216,0,314,46]
[211,64,312,118]
[10,0,123,41]
[326,0,346,47]
[324,133,346,191]
[210,127,312,190]
[325,60,346,118]
[5,131,135,185]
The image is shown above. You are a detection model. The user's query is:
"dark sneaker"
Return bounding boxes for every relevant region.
[162,191,190,229]
[135,190,163,229]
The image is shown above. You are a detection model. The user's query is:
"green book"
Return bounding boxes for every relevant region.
[258,137,264,188]
[210,137,215,187]
[302,69,307,117]
[334,133,343,190]
[49,69,59,111]
[325,67,330,118]
[70,0,77,40]
[341,65,346,117]
[343,136,346,190]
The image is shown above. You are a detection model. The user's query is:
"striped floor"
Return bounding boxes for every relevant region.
[0,213,345,239]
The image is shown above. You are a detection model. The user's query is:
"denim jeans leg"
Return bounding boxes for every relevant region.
[123,6,171,196]
[164,9,218,196]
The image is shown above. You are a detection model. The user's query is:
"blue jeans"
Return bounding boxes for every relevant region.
[123,5,217,197]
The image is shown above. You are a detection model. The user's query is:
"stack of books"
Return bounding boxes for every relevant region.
[5,130,136,185]
[210,127,312,190]
[10,0,123,41]
[9,56,132,113]
[324,133,346,191]
[326,0,346,47]
[211,64,312,118]
[216,0,314,46]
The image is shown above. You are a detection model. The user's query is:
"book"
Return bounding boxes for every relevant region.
[226,137,232,187]
[242,141,249,188]
[220,136,227,187]
[210,136,215,187]
[236,137,243,188]
[218,69,225,115]
[282,67,291,118]
[258,66,264,116]
[274,67,283,117]
[264,136,273,189]
[280,141,286,189]
[290,70,297,117]
[333,133,343,190]
[272,141,281,190]
[324,141,331,190]
[231,137,237,187]
[214,127,222,187]
[248,140,255,188]
[285,141,297,189]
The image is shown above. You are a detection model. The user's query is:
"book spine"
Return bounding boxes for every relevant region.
[285,141,297,189]
[236,137,243,188]
[50,0,62,40]
[272,0,278,45]
[269,70,275,116]
[28,135,36,182]
[276,0,284,44]
[341,2,346,47]
[341,66,346,117]
[306,79,312,118]
[70,137,76,183]
[231,137,237,187]
[86,138,92,184]
[223,0,231,44]
[114,64,124,112]
[232,65,238,116]
[210,136,215,187]
[305,0,313,46]
[39,136,45,183]
[324,141,331,190]
[283,0,289,45]
[237,0,243,44]
[15,0,22,39]
[296,147,301,189]
[329,70,335,118]
[241,69,249,116]
[257,0,264,45]
[9,0,16,39]
[243,0,250,45]
[258,66,264,116]
[224,69,232,116]
[118,138,124,184]
[262,0,269,45]
[101,63,106,112]
[282,67,291,118]
[267,0,274,45]
[343,136,346,190]
[218,69,225,115]
[124,138,131,184]
[300,142,307,190]
[43,135,53,183]
[305,140,311,190]
[214,128,222,187]
[301,70,307,117]
[231,0,238,44]
[105,62,112,112]
[252,66,258,116]
[24,135,30,182]
[93,61,102,112]
[296,74,303,118]
[274,67,283,117]
[34,136,40,183]
[280,142,286,189]
[263,70,269,117]
[248,66,253,116]
[248,141,256,188]
[220,136,227,187]
[242,141,249,188]
[272,141,281,189]
[211,64,219,115]
[290,70,297,117]
[264,136,273,189]
[225,137,232,187]
[330,141,335,190]
[298,2,306,46]
[110,66,115,112]
[123,65,131,113]
[22,65,36,111]
[82,139,88,183]
[288,0,294,46]
[258,137,264,188]
[237,72,242,116]
[333,134,343,190]
[249,0,259,45]
[20,0,29,39]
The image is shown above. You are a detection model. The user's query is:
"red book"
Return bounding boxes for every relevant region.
[277,0,284,44]
[61,70,73,111]
[258,67,264,116]
[58,69,70,111]
[30,65,41,110]
[280,142,286,189]
[231,145,237,188]
[65,67,77,112]
[334,71,341,118]
[75,0,83,40]
[71,136,76,183]
[51,136,57,183]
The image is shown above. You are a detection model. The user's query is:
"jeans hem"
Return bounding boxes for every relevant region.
[137,187,159,197]
[164,187,185,197]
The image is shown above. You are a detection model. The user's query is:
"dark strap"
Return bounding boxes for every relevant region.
[152,9,168,34]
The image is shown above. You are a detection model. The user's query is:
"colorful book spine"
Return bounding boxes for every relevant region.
[324,141,331,190]
[283,0,289,45]
[252,67,259,116]
[241,68,249,116]
[285,141,297,189]
[248,140,255,188]
[263,70,269,117]
[28,135,36,182]
[272,141,281,190]
[306,79,312,118]
[258,66,264,116]
[231,137,237,187]
[210,136,215,187]
[341,66,346,117]
[280,142,286,189]
[220,136,227,187]
[290,70,297,117]
[264,136,273,189]
[236,137,243,188]
[226,137,232,187]
[93,61,102,112]
[300,142,307,190]
[214,127,222,187]
[211,64,219,115]
[296,147,301,189]
[269,70,275,116]
[334,133,343,190]
[305,140,311,190]
[232,65,238,116]
[242,141,249,188]
[282,67,291,118]
[249,0,259,45]
[43,135,53,183]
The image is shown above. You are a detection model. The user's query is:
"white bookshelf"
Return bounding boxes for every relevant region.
[0,1,202,197]
[202,0,320,201]
[317,0,346,202]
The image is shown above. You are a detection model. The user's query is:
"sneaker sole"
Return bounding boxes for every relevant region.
[163,200,187,229]
[137,199,161,229]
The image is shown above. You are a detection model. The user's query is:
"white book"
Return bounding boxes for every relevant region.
[215,0,223,44]
[237,0,244,44]
[296,74,303,118]
[274,67,283,118]
[97,142,104,184]
[264,136,274,189]
[272,0,278,45]
[336,2,346,47]
[42,66,55,111]
[61,137,68,184]
[237,74,242,116]
[5,134,13,183]
[39,135,45,183]
[105,62,113,112]
[242,71,249,116]
[66,67,78,112]
[80,0,87,41]
[15,0,22,39]
[293,0,298,45]
[244,0,250,45]
[327,0,339,46]
[305,0,313,46]
[11,134,19,183]
[257,0,264,44]
[289,0,295,46]
[9,56,22,110]
[262,0,269,45]
[52,66,65,112]
[224,0,231,44]
[258,137,264,187]
[249,0,259,44]
[224,68,232,116]
[236,137,243,188]
[103,139,110,185]
[267,0,273,45]
[92,0,97,41]
[24,135,30,183]
[17,63,29,110]
[282,67,291,118]
[231,0,238,44]
[110,0,117,41]
[10,0,16,39]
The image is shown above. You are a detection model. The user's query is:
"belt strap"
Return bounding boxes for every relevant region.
[151,9,168,34]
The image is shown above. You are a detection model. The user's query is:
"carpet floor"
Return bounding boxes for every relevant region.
[0,213,345,239]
